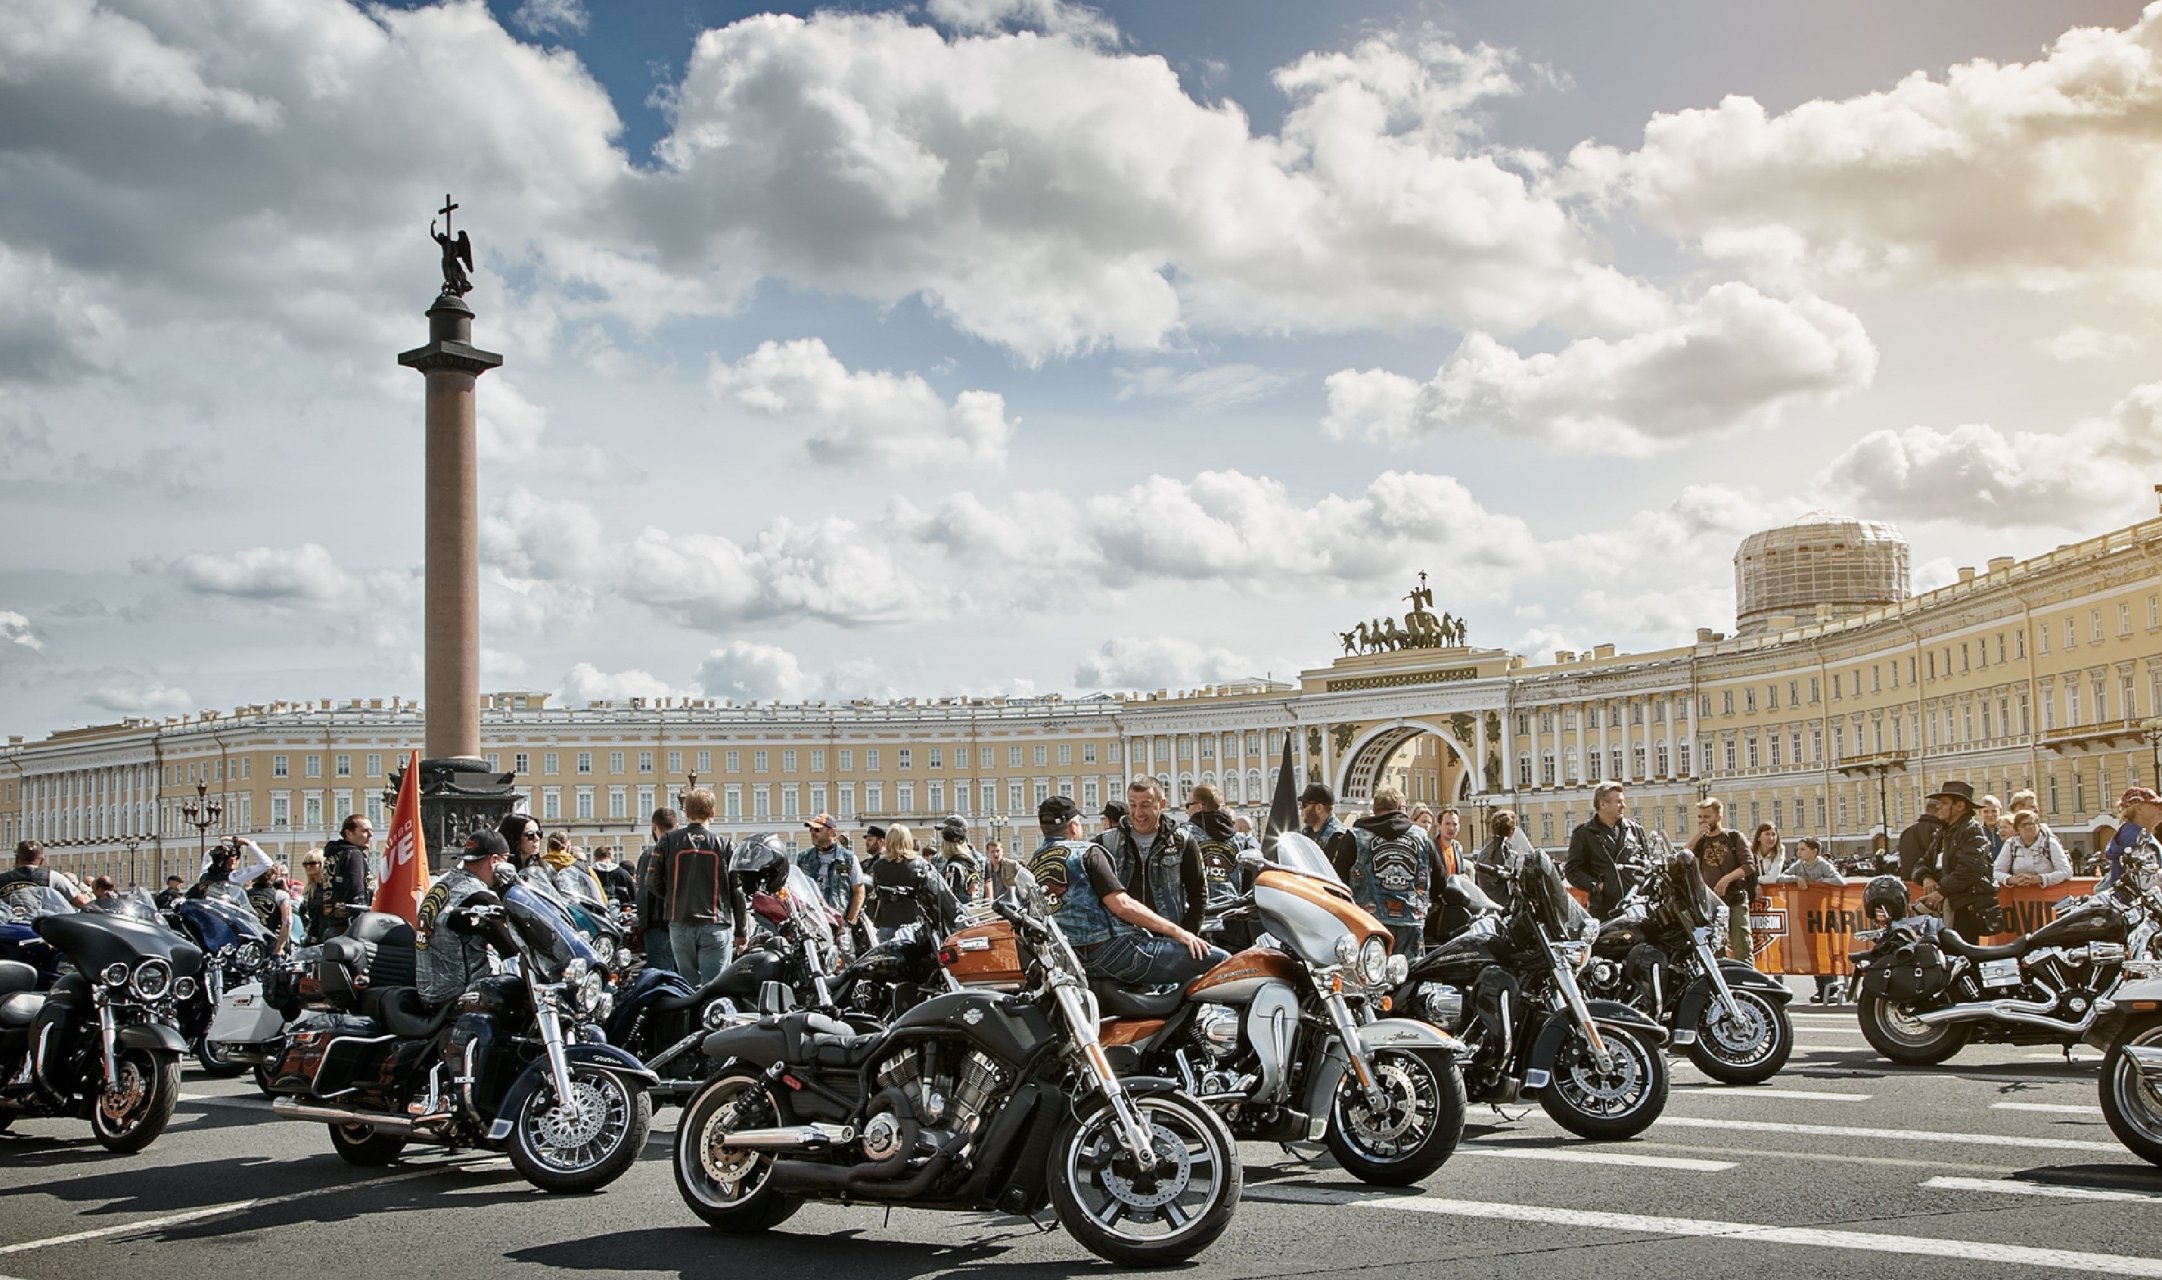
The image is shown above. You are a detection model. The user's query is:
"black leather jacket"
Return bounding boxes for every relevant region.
[1933,817,1996,902]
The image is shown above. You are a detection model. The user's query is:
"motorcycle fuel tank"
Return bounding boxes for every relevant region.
[890,991,1050,1065]
[1184,947,1300,1004]
[2028,902,2127,950]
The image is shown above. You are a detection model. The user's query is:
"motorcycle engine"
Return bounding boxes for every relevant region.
[873,1044,1007,1151]
[1192,1005,1240,1059]
[1415,982,1467,1033]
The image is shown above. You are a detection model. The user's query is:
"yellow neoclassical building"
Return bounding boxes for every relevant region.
[6,512,2160,888]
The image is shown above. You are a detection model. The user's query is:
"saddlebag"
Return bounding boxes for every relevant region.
[1866,940,1948,1003]
[269,1011,429,1097]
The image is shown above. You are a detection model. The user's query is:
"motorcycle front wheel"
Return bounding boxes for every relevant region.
[1326,1046,1466,1185]
[90,1046,181,1153]
[674,1068,802,1232]
[2100,1015,2162,1167]
[1688,987,1793,1085]
[1857,991,1968,1066]
[1049,1089,1240,1267]
[1537,1020,1667,1141]
[507,1063,652,1193]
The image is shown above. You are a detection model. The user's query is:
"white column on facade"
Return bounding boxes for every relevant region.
[1665,695,1678,781]
[1501,702,1517,792]
[1473,709,1489,796]
[1596,701,1611,785]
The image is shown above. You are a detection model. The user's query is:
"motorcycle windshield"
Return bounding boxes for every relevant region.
[780,865,837,949]
[1,883,73,924]
[1516,848,1586,941]
[557,868,606,910]
[102,887,164,925]
[1267,831,1348,890]
[39,909,204,976]
[502,881,595,980]
[192,894,268,939]
[1663,853,1717,929]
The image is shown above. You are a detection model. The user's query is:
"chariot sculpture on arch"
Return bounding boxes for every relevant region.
[1340,572,1466,654]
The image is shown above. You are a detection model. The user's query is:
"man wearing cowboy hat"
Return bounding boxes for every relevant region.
[1926,781,1999,940]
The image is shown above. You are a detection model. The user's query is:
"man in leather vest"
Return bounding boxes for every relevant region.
[1183,783,1243,944]
[0,839,92,908]
[415,828,509,1007]
[1096,777,1205,936]
[1690,796,1754,961]
[1335,785,1443,957]
[1927,780,1999,940]
[321,814,376,938]
[1040,794,1225,988]
[797,813,867,936]
[1298,783,1347,848]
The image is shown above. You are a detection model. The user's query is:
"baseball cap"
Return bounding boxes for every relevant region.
[1100,799,1128,822]
[938,814,969,841]
[804,812,838,832]
[2120,787,2162,817]
[1299,783,1335,806]
[460,827,510,861]
[1040,795,1080,828]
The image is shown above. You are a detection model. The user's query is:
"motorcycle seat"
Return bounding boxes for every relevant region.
[806,1030,884,1068]
[0,959,38,996]
[362,986,457,1039]
[1092,980,1184,1019]
[0,992,43,1026]
[1936,931,2027,962]
[346,913,411,946]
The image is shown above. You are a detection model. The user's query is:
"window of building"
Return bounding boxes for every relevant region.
[638,785,654,815]
[725,786,742,820]
[575,752,592,774]
[864,782,884,812]
[1724,739,1738,772]
[1609,747,1622,778]
[1746,738,1760,769]
[924,748,939,770]
[639,751,653,772]
[866,749,880,770]
[752,750,767,772]
[1655,743,1670,775]
[1679,743,1693,775]
[1082,742,1097,764]
[952,780,969,813]
[329,753,349,778]
[1540,813,1554,843]
[1520,752,1535,782]
[272,755,289,778]
[1540,711,1555,732]
[667,750,682,773]
[1034,745,1048,766]
[306,755,322,778]
[1033,779,1051,805]
[303,794,323,829]
[1058,743,1073,765]
[894,782,913,813]
[575,788,593,819]
[544,752,559,775]
[1541,751,1556,785]
[1721,691,1734,716]
[1007,780,1023,813]
[271,795,289,827]
[696,751,710,772]
[608,787,627,820]
[1632,744,1646,777]
[722,750,739,773]
[838,749,853,771]
[1830,674,1841,700]
[926,781,943,813]
[1768,735,1781,768]
[810,749,826,772]
[601,751,618,774]
[1746,689,1759,713]
[783,785,800,819]
[753,786,770,819]
[838,782,855,817]
[2093,609,2105,643]
[781,749,797,773]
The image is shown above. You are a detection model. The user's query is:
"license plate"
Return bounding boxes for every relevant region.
[1978,958,2022,988]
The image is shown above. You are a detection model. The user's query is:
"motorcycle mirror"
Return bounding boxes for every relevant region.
[756,980,795,1015]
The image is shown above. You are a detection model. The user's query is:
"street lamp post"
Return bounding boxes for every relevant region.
[180,782,223,875]
[122,834,143,892]
[2140,717,2162,791]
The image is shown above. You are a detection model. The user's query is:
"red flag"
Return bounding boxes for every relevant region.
[372,750,428,923]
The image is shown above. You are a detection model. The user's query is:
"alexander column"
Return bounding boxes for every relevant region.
[395,195,517,863]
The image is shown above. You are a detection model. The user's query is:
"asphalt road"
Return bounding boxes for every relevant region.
[5,997,2162,1280]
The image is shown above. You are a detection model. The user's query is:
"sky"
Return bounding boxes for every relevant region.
[6,0,2162,740]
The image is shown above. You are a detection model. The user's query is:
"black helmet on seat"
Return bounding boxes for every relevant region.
[1863,874,1909,922]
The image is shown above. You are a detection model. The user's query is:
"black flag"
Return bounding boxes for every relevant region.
[1262,730,1299,857]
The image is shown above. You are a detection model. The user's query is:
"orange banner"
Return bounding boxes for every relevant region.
[1568,879,2102,975]
[371,749,427,923]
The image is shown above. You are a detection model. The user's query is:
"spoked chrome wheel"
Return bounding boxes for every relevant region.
[2101,1017,2162,1167]
[1326,1046,1465,1185]
[1538,1022,1668,1141]
[1050,1091,1240,1267]
[1689,988,1793,1085]
[507,1064,651,1193]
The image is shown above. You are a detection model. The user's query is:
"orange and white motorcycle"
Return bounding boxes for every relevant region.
[1095,832,1467,1186]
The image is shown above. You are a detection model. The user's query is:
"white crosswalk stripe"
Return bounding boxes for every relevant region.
[1992,1101,2104,1117]
[1460,1146,1734,1172]
[1671,1086,1871,1101]
[1924,1175,2162,1203]
[1647,1115,2124,1151]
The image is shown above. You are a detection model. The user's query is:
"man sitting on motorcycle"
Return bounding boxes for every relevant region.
[1036,794,1226,989]
[1926,780,1999,940]
[416,828,513,1121]
[2,839,92,908]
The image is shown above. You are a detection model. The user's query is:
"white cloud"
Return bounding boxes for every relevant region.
[475,379,624,481]
[924,0,1116,44]
[0,610,43,652]
[1074,636,1261,691]
[557,661,682,706]
[511,0,587,39]
[85,671,192,716]
[695,641,900,702]
[162,543,357,603]
[710,338,1016,469]
[480,486,606,581]
[1113,362,1296,411]
[2038,325,2141,363]
[623,518,941,630]
[1822,380,2162,526]
[1323,285,1875,456]
[1567,8,2162,296]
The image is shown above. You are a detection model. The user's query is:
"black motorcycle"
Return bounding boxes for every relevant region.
[609,860,849,1104]
[1852,865,2162,1066]
[1390,838,1670,1140]
[0,885,202,1151]
[165,892,278,1076]
[1583,842,1795,1084]
[265,879,657,1193]
[672,901,1241,1267]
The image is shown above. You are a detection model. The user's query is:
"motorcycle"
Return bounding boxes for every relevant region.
[1851,858,2162,1066]
[609,859,848,1104]
[265,878,657,1193]
[1094,831,1465,1186]
[523,864,633,977]
[1389,834,1671,1139]
[0,886,202,1151]
[165,892,279,1077]
[1584,840,1795,1084]
[672,899,1242,1267]
[2086,840,2162,1164]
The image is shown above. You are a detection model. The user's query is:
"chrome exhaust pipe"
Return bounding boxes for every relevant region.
[722,1122,856,1152]
[1914,997,2057,1025]
[270,1097,449,1137]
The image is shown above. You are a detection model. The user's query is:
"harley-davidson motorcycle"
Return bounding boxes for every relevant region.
[265,879,656,1193]
[0,885,202,1151]
[609,858,847,1104]
[164,892,280,1077]
[672,900,1241,1267]
[1583,840,1795,1084]
[1390,834,1670,1139]
[2084,840,2162,1164]
[1851,861,2162,1066]
[1092,831,1465,1186]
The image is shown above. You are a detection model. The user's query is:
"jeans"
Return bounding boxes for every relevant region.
[642,927,677,974]
[670,921,735,987]
[1387,924,1423,960]
[1083,933,1229,988]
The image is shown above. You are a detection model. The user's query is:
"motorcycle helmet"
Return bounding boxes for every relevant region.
[1863,874,1909,923]
[730,833,792,898]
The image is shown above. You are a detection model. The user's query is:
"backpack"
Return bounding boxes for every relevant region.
[1194,835,1240,902]
[1359,828,1431,925]
[246,884,283,932]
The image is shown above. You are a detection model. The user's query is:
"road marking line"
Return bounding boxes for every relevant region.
[1459,1147,1733,1172]
[1924,1176,2162,1203]
[1246,1188,2162,1276]
[1672,1087,1871,1101]
[1992,1101,2104,1117]
[1649,1115,2123,1152]
[1792,1044,1865,1053]
[0,1165,467,1255]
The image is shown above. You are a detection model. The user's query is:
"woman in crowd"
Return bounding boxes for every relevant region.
[1995,810,2072,888]
[867,823,959,943]
[1751,823,1786,884]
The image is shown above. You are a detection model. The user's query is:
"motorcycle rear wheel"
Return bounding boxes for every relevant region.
[1049,1090,1240,1267]
[2099,1015,2162,1167]
[508,1063,652,1194]
[674,1069,802,1232]
[1687,988,1793,1085]
[90,1047,180,1153]
[1857,991,1968,1066]
[1537,1022,1667,1141]
[329,1122,407,1166]
[1325,1046,1466,1185]
[191,1035,246,1079]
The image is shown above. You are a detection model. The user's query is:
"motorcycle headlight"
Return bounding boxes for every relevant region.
[100,962,131,988]
[1385,954,1409,987]
[131,958,174,1000]
[1359,937,1389,986]
[1334,935,1359,968]
[578,969,605,1014]
[174,976,198,1001]
[590,936,616,967]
